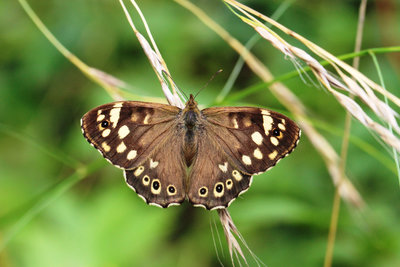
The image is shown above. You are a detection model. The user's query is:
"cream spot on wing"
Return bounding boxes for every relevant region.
[109,107,121,128]
[118,125,130,139]
[101,142,110,152]
[278,123,286,131]
[262,113,273,134]
[151,179,161,194]
[142,175,150,186]
[127,150,137,160]
[131,113,139,122]
[232,170,242,181]
[134,166,144,177]
[149,159,159,168]
[270,136,279,146]
[102,129,111,137]
[218,162,228,173]
[97,110,102,115]
[261,110,270,116]
[97,114,105,122]
[213,182,224,198]
[117,142,127,153]
[243,117,252,127]
[269,150,278,160]
[242,155,252,165]
[226,179,233,190]
[143,114,150,124]
[251,131,263,145]
[253,148,263,159]
[232,118,239,129]
[113,102,123,108]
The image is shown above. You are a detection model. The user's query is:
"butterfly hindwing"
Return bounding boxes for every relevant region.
[187,134,253,210]
[81,101,180,169]
[124,132,186,207]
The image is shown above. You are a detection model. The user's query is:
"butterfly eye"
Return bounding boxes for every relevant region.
[152,180,160,190]
[142,175,150,186]
[199,187,208,197]
[101,120,109,128]
[272,129,280,136]
[226,179,233,190]
[214,182,225,197]
[151,179,162,195]
[215,184,223,193]
[167,185,177,196]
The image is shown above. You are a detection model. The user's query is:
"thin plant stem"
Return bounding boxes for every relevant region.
[214,46,400,106]
[323,188,342,267]
[0,160,105,252]
[18,0,125,100]
[216,0,294,102]
[324,1,368,266]
[369,51,400,185]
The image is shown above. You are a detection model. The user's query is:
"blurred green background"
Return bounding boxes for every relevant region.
[1,0,400,266]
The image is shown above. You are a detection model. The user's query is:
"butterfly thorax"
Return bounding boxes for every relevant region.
[182,94,202,166]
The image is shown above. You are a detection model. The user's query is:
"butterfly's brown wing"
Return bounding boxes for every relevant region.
[81,101,186,207]
[81,101,179,169]
[187,107,300,210]
[123,131,187,207]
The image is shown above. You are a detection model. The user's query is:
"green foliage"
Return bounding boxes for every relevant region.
[1,1,400,266]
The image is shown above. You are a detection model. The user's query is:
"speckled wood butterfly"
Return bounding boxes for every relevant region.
[81,95,300,210]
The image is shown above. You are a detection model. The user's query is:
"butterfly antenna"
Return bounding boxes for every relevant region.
[194,69,223,99]
[161,70,188,101]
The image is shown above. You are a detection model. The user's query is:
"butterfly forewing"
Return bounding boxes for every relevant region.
[203,107,300,175]
[81,101,180,169]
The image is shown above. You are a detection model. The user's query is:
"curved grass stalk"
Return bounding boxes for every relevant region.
[325,1,368,266]
[215,46,400,106]
[119,0,184,108]
[0,160,105,252]
[216,0,295,103]
[0,123,79,169]
[369,51,400,185]
[17,0,129,101]
[174,1,365,264]
[176,0,363,206]
[224,0,400,153]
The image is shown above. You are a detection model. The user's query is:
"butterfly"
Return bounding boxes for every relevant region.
[81,94,300,210]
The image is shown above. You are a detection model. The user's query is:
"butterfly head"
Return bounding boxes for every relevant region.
[186,94,198,109]
[182,94,201,129]
[183,94,200,115]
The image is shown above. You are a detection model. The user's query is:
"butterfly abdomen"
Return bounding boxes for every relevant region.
[182,109,200,166]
